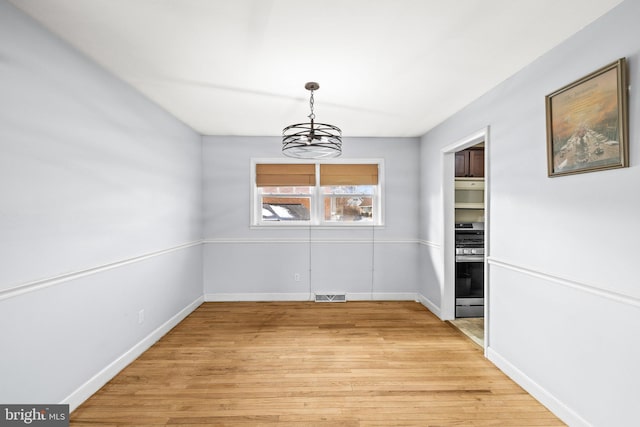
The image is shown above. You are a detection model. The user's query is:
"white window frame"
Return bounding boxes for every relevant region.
[250,158,385,228]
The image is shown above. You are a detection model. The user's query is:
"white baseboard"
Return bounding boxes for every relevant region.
[204,292,421,302]
[416,293,442,318]
[62,296,204,412]
[347,292,420,301]
[487,347,590,427]
[204,293,313,302]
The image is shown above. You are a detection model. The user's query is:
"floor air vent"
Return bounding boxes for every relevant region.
[314,293,346,303]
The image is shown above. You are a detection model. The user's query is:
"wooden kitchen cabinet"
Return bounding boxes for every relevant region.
[455,148,484,177]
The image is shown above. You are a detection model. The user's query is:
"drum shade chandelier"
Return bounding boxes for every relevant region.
[282,82,342,159]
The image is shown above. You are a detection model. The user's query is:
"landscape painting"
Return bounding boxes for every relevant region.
[546,58,628,177]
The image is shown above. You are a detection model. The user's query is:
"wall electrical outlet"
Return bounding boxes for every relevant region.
[294,273,301,282]
[138,309,145,324]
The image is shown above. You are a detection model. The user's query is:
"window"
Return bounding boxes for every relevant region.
[256,164,314,223]
[253,161,383,226]
[320,164,378,223]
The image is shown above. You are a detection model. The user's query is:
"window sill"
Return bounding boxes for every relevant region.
[250,223,385,230]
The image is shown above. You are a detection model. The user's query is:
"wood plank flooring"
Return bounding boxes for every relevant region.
[71,302,564,426]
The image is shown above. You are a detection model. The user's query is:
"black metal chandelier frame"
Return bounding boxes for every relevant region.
[282,82,342,159]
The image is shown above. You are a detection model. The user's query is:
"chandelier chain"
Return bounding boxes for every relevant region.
[308,89,315,121]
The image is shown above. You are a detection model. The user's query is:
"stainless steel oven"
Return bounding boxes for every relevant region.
[455,222,484,318]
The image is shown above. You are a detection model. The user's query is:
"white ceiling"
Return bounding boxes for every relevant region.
[10,0,622,137]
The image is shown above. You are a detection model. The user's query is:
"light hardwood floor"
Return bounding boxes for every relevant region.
[71,302,563,426]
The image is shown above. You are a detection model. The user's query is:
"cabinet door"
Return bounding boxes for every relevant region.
[455,148,484,177]
[455,151,469,177]
[468,149,484,177]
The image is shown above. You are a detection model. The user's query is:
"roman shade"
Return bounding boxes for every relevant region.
[320,164,378,185]
[255,164,316,187]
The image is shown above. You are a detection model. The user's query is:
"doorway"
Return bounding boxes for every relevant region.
[440,127,489,353]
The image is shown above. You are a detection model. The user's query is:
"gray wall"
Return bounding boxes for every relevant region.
[419,0,639,425]
[0,1,203,408]
[202,136,420,301]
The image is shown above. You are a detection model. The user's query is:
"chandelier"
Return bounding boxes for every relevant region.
[282,82,342,159]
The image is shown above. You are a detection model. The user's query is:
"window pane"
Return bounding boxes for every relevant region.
[262,196,310,221]
[262,207,277,220]
[323,196,373,222]
[322,185,374,195]
[261,186,312,194]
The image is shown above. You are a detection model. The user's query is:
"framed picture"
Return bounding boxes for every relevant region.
[545,58,629,177]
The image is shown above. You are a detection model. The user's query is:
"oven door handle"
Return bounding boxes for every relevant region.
[455,255,484,262]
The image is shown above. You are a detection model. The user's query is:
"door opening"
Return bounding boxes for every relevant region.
[440,128,489,353]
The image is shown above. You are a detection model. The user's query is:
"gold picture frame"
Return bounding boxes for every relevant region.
[545,58,629,177]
